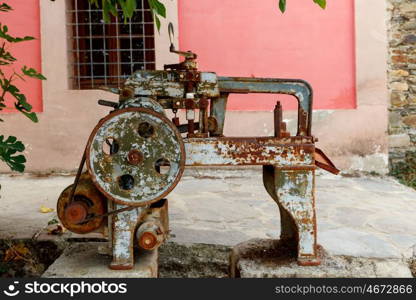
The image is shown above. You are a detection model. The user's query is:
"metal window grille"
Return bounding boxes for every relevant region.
[67,0,156,89]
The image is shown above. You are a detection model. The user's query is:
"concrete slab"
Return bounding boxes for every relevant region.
[0,174,72,239]
[42,242,157,278]
[230,239,413,278]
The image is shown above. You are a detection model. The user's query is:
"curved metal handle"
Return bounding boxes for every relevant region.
[168,22,175,50]
[167,22,197,59]
[218,76,313,136]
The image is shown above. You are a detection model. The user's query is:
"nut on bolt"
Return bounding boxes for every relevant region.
[127,149,144,166]
[136,221,165,250]
[120,86,134,100]
[64,201,89,225]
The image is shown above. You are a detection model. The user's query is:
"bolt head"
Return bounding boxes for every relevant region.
[138,232,158,250]
[64,202,89,225]
[127,150,144,165]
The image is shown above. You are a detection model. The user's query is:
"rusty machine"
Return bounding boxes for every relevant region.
[57,33,339,270]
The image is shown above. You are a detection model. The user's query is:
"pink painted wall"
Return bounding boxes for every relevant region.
[178,0,356,111]
[1,0,43,112]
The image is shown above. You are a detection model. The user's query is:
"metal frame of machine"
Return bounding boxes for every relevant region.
[57,37,339,270]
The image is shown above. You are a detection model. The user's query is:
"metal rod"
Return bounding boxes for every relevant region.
[274,101,282,138]
[76,205,136,224]
[98,99,118,108]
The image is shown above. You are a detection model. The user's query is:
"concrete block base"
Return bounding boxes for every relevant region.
[230,239,412,278]
[43,242,158,278]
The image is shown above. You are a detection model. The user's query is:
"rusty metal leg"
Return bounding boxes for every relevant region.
[109,204,140,270]
[276,167,319,266]
[263,165,298,242]
[263,166,320,266]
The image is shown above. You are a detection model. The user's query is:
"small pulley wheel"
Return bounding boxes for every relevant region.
[57,173,107,234]
[86,107,185,207]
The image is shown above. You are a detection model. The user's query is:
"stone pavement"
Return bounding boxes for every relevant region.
[0,168,415,262]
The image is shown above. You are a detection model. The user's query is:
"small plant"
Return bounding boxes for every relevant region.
[0,2,46,172]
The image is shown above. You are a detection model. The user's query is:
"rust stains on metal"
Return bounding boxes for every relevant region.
[57,172,107,234]
[85,107,186,207]
[136,221,164,250]
[314,148,340,175]
[127,149,144,166]
[57,45,341,270]
[185,137,314,167]
[64,201,89,225]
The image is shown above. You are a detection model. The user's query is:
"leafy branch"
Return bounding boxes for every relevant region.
[90,0,325,31]
[279,0,326,13]
[0,1,46,172]
[0,2,10,12]
[0,135,25,172]
[89,0,166,31]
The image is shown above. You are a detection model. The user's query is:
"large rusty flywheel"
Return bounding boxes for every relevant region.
[86,107,185,207]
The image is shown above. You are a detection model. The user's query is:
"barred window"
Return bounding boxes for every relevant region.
[67,0,156,89]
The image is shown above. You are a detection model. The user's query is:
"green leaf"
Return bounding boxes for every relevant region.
[279,0,286,13]
[14,95,38,123]
[125,0,137,18]
[5,83,29,106]
[118,0,137,22]
[100,0,118,23]
[127,0,136,11]
[279,0,326,13]
[0,24,35,43]
[24,112,38,123]
[154,14,161,32]
[21,66,46,80]
[3,82,38,122]
[89,0,166,32]
[0,135,26,172]
[148,0,165,32]
[0,45,16,65]
[0,70,42,122]
[0,3,12,12]
[14,103,38,123]
[149,0,166,18]
[313,0,326,9]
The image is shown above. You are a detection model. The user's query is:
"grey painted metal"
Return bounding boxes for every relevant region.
[86,108,185,207]
[124,71,220,99]
[118,97,166,115]
[209,93,228,136]
[218,77,313,135]
[57,44,341,270]
[184,138,314,166]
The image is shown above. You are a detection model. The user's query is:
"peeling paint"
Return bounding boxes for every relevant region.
[185,138,313,166]
[86,108,185,206]
[60,51,341,270]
